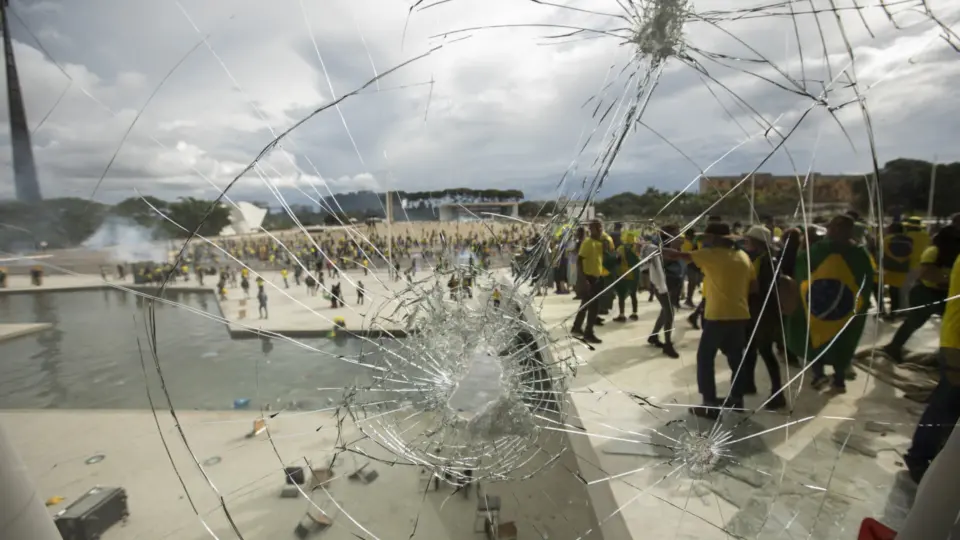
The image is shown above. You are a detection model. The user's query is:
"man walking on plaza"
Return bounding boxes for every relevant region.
[665,222,756,419]
[572,220,606,344]
[257,286,268,320]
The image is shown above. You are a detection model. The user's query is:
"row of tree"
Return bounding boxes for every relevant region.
[520,158,960,221]
[1,158,955,250]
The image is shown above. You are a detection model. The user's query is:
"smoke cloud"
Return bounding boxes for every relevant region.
[82,216,168,262]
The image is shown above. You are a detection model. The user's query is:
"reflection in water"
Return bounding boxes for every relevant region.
[31,294,66,407]
[0,290,391,410]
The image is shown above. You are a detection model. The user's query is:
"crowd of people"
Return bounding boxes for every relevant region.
[553,211,959,485]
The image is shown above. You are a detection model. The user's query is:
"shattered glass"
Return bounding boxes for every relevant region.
[1,0,959,539]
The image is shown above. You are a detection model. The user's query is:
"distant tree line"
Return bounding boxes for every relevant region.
[1,158,955,250]
[521,158,960,222]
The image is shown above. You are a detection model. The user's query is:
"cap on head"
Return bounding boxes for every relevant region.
[744,225,772,245]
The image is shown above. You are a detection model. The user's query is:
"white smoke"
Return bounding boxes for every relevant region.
[82,217,168,262]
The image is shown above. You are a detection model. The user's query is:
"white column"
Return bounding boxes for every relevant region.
[897,415,960,539]
[0,424,62,540]
[386,191,393,273]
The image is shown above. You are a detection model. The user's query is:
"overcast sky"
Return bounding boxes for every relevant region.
[1,0,958,206]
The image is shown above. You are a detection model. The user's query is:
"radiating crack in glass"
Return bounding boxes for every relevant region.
[2,0,959,539]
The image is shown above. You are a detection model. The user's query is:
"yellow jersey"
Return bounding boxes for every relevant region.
[906,230,931,269]
[689,247,756,321]
[578,238,605,277]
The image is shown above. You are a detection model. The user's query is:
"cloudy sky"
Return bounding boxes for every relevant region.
[1,0,958,206]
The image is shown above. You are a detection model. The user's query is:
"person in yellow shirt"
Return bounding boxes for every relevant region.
[280,268,289,289]
[598,230,617,316]
[665,222,757,419]
[572,220,606,344]
[883,226,959,363]
[904,216,932,268]
[903,250,960,483]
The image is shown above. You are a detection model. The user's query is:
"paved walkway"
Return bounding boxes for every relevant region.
[4,408,599,540]
[214,269,462,338]
[529,287,938,540]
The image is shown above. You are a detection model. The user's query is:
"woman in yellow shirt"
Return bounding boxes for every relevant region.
[883,226,959,363]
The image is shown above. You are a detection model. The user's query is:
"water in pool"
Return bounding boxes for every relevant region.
[0,289,394,410]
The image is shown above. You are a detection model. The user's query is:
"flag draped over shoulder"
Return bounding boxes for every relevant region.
[881,234,914,288]
[786,240,875,362]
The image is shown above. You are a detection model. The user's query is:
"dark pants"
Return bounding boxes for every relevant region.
[685,267,701,304]
[666,275,683,308]
[906,352,960,476]
[890,285,947,350]
[573,276,602,336]
[742,321,782,394]
[616,283,638,315]
[697,319,749,402]
[652,292,674,344]
[600,277,615,313]
[811,350,846,388]
[888,286,901,313]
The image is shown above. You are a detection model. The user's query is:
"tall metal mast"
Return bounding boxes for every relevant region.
[1,0,42,202]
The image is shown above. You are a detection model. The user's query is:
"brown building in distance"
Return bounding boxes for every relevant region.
[699,173,862,203]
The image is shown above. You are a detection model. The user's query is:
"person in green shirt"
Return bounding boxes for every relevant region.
[613,232,641,322]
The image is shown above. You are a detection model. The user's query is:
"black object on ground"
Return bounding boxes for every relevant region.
[54,486,129,540]
[285,466,306,485]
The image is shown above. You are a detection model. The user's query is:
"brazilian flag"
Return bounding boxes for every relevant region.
[786,240,874,365]
[881,233,914,288]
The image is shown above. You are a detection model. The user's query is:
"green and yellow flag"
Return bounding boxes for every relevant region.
[881,233,914,288]
[786,240,874,363]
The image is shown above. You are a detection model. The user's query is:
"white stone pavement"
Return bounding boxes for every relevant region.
[528,286,939,540]
[3,409,599,540]
[215,268,454,337]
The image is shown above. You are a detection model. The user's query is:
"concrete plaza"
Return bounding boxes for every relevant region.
[0,266,943,539]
